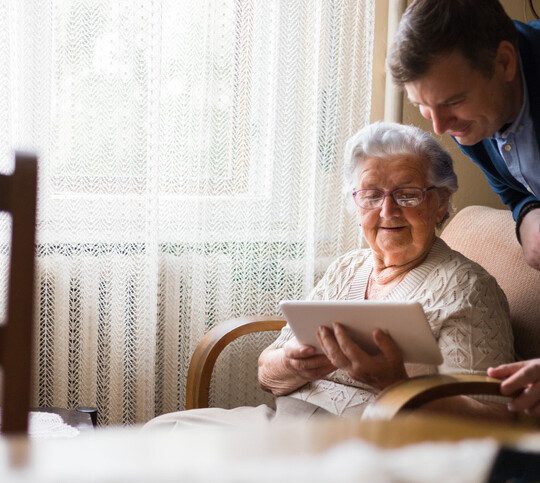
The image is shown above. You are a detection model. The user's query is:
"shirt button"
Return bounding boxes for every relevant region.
[504,143,512,152]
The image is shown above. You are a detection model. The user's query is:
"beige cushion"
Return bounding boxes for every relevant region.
[441,205,540,360]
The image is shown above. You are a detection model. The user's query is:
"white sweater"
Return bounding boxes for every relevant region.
[271,238,514,416]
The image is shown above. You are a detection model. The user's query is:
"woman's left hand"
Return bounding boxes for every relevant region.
[316,323,407,390]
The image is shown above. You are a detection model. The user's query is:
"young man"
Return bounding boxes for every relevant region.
[388,0,540,415]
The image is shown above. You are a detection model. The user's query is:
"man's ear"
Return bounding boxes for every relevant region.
[495,40,519,82]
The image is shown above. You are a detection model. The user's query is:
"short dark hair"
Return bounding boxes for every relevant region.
[389,0,519,86]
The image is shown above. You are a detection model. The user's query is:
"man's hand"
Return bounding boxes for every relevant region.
[488,359,540,415]
[519,208,540,271]
[316,323,407,390]
[281,339,336,382]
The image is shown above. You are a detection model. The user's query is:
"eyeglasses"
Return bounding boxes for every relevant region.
[352,186,437,210]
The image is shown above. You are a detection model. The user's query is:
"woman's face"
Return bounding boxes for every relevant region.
[356,155,448,267]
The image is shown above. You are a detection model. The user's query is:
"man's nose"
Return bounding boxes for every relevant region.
[420,106,449,135]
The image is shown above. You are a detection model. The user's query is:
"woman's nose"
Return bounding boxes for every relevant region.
[379,193,400,217]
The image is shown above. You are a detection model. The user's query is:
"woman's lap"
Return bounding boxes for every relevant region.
[143,396,331,431]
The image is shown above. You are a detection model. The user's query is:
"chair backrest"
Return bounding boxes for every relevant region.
[440,205,540,360]
[0,153,38,434]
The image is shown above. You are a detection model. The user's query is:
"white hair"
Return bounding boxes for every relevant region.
[343,122,458,220]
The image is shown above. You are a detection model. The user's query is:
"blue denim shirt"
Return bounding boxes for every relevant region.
[492,62,540,198]
[457,20,540,222]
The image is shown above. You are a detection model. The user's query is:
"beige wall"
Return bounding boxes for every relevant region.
[373,0,537,213]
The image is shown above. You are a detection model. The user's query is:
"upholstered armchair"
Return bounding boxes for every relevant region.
[186,206,540,419]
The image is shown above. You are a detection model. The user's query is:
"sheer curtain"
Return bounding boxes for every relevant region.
[0,0,374,425]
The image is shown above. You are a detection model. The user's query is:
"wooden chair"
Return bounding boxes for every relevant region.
[186,317,285,410]
[185,205,539,418]
[0,153,38,434]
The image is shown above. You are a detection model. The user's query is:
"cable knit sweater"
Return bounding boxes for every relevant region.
[270,238,514,416]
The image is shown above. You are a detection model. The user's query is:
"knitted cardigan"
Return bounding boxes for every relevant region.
[271,238,514,416]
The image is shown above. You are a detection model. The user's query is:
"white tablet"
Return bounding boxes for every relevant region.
[279,300,443,365]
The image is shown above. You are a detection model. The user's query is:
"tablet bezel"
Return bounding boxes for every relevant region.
[279,300,443,365]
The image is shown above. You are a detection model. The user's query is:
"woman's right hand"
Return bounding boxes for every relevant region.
[281,339,336,382]
[258,339,336,396]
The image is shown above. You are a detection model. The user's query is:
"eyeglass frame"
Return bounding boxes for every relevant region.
[351,186,437,210]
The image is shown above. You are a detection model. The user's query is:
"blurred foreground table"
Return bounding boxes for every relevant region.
[1,413,539,482]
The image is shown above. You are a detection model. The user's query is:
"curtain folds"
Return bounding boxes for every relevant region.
[0,0,374,424]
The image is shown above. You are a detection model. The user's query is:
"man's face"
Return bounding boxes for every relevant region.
[404,49,519,145]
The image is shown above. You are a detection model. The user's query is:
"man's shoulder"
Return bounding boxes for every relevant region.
[514,19,540,52]
[514,19,540,36]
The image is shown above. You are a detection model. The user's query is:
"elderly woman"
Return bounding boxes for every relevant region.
[145,122,513,429]
[257,121,514,421]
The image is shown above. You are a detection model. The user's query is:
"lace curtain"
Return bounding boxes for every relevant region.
[0,0,374,425]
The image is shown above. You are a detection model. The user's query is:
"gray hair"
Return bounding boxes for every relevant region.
[344,122,458,221]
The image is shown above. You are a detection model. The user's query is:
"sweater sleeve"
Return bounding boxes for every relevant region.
[436,271,514,375]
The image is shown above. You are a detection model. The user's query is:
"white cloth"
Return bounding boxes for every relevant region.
[0,0,375,425]
[29,412,80,439]
[271,238,514,415]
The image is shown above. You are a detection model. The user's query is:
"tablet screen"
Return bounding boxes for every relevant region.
[279,300,443,365]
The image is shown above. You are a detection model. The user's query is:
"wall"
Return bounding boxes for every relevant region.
[374,0,537,213]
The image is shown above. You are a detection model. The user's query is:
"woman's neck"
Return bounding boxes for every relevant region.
[371,249,430,285]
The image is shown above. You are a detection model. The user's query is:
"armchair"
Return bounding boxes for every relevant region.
[365,205,540,419]
[186,206,540,418]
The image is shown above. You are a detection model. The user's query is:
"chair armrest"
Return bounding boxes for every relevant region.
[185,316,286,410]
[362,374,501,420]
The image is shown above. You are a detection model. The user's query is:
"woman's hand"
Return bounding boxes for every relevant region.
[316,323,407,390]
[281,339,336,382]
[258,339,336,396]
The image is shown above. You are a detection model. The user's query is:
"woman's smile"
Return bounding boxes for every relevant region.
[379,227,407,236]
[379,225,406,231]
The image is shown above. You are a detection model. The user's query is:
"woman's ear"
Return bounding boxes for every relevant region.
[436,192,450,224]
